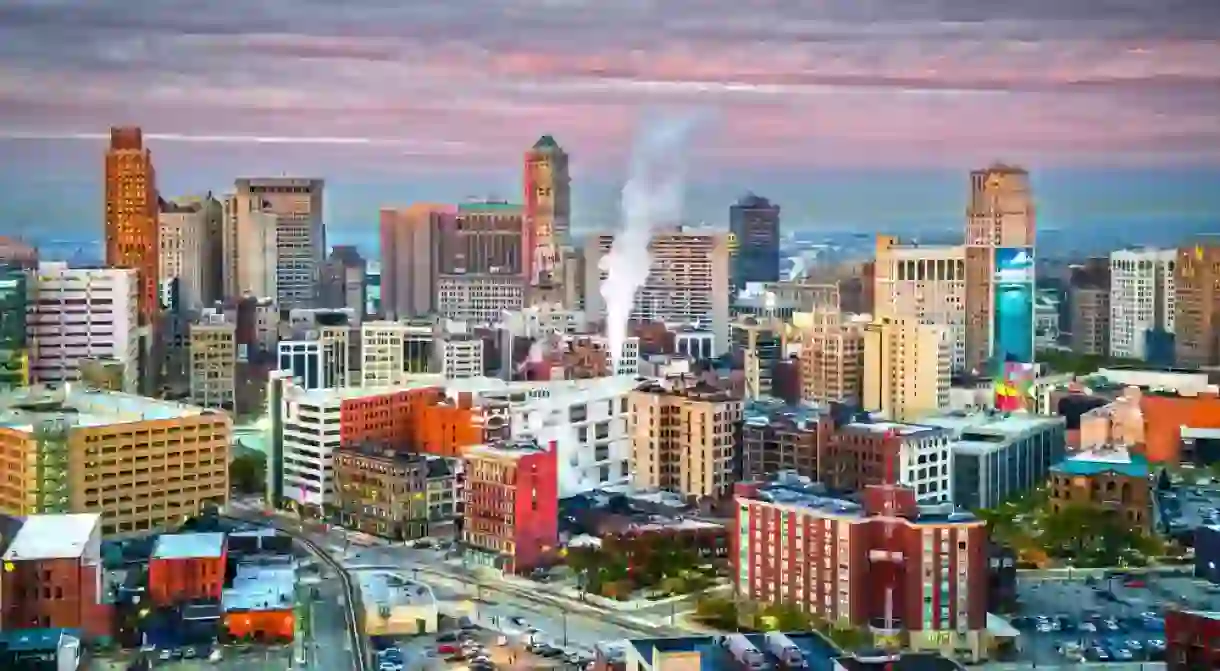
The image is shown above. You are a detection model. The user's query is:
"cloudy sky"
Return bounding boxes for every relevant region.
[1,0,1219,243]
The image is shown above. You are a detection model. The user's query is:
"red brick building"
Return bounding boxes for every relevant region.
[733,476,988,661]
[148,533,227,606]
[0,513,110,639]
[339,386,441,450]
[462,439,558,574]
[1166,608,1220,670]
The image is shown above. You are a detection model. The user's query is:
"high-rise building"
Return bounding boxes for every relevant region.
[159,198,211,312]
[189,309,237,411]
[226,178,325,308]
[629,378,742,500]
[863,315,951,422]
[797,312,864,405]
[26,264,140,392]
[379,204,453,319]
[1109,248,1176,360]
[731,316,788,400]
[104,127,160,327]
[319,245,367,313]
[1070,285,1110,357]
[0,271,29,390]
[963,164,1035,373]
[1174,244,1220,368]
[728,193,781,290]
[584,231,731,355]
[0,387,230,533]
[435,202,527,323]
[523,135,571,292]
[874,236,967,372]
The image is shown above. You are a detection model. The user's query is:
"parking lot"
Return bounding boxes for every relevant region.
[1011,574,1181,665]
[371,618,593,671]
[92,644,292,671]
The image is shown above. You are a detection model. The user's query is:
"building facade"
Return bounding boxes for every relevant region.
[742,402,830,481]
[0,271,29,390]
[148,533,227,606]
[360,320,435,386]
[333,446,431,540]
[228,178,325,309]
[874,236,967,372]
[435,201,527,324]
[188,309,237,410]
[863,316,950,422]
[1048,447,1151,531]
[523,135,571,291]
[1109,248,1176,360]
[104,127,160,326]
[0,514,107,637]
[1070,285,1110,357]
[379,204,453,319]
[729,193,781,289]
[462,440,558,574]
[159,199,210,312]
[1174,243,1220,368]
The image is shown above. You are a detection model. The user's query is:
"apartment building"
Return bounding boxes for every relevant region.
[1070,285,1110,357]
[333,445,431,541]
[226,178,325,309]
[796,311,864,405]
[742,401,831,481]
[159,198,211,311]
[1174,244,1220,368]
[360,319,436,386]
[629,378,742,501]
[584,231,731,355]
[462,439,558,574]
[863,315,951,422]
[1109,248,1176,360]
[0,513,108,637]
[734,476,988,660]
[188,309,237,410]
[0,387,229,535]
[26,263,140,392]
[874,236,967,372]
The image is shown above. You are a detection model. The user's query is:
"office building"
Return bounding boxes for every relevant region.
[0,388,229,533]
[277,324,351,390]
[797,312,864,405]
[742,400,831,481]
[148,533,227,606]
[731,316,789,400]
[523,135,571,292]
[629,378,742,500]
[827,421,955,504]
[188,309,237,410]
[0,513,108,637]
[729,193,781,289]
[920,411,1067,510]
[734,475,988,660]
[0,272,29,390]
[462,439,558,574]
[26,264,140,392]
[379,204,454,319]
[360,319,436,386]
[434,201,527,324]
[333,445,432,541]
[104,127,160,326]
[1048,446,1151,531]
[1109,248,1176,360]
[438,333,484,380]
[1070,284,1110,357]
[159,198,211,312]
[863,315,951,422]
[963,164,1035,373]
[319,245,367,313]
[584,231,731,355]
[1174,243,1220,368]
[874,236,967,372]
[227,178,325,309]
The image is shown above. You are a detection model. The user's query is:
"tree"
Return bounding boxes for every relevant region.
[229,453,267,495]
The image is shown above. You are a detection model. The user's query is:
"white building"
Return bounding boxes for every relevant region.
[225,178,325,310]
[873,238,967,372]
[188,308,237,410]
[277,327,351,390]
[499,304,588,338]
[436,277,526,325]
[360,320,435,386]
[438,335,483,379]
[841,421,955,504]
[1109,248,1176,360]
[863,315,952,422]
[159,201,209,311]
[27,263,140,391]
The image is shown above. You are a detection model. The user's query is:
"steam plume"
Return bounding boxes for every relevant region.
[600,113,700,372]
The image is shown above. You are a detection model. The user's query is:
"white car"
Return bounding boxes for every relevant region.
[1080,622,1098,633]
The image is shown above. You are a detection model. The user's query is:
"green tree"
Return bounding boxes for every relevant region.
[229,453,267,495]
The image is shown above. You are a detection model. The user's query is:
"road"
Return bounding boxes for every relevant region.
[303,568,356,670]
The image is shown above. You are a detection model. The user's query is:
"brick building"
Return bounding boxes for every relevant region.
[0,514,109,639]
[826,420,954,505]
[741,400,831,481]
[148,533,227,606]
[462,439,558,574]
[1047,446,1152,531]
[1165,608,1220,670]
[333,445,430,540]
[338,386,440,450]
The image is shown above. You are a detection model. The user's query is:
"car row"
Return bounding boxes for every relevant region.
[1012,610,1164,635]
[1057,637,1167,663]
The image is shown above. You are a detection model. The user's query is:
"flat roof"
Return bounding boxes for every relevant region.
[841,421,944,438]
[153,532,226,560]
[289,376,446,405]
[221,564,295,612]
[467,439,549,461]
[358,572,437,608]
[920,411,1064,440]
[630,632,840,671]
[1051,447,1150,478]
[3,514,100,561]
[743,478,978,526]
[0,387,209,433]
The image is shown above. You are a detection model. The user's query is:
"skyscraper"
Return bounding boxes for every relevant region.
[728,193,780,290]
[379,204,453,319]
[104,127,160,326]
[523,135,571,291]
[227,178,325,309]
[963,164,1035,373]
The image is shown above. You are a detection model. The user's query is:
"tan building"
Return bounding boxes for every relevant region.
[379,204,454,319]
[333,445,430,541]
[78,357,126,392]
[224,178,324,308]
[1070,284,1110,357]
[863,315,950,422]
[964,164,1035,372]
[104,127,160,327]
[189,309,237,411]
[1175,243,1220,368]
[629,379,741,501]
[584,231,731,355]
[360,320,436,386]
[0,386,229,536]
[795,310,864,405]
[159,199,211,311]
[523,135,571,295]
[874,235,967,372]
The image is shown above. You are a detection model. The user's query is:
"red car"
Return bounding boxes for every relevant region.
[438,644,458,654]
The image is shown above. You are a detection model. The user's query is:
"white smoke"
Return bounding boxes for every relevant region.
[600,113,701,372]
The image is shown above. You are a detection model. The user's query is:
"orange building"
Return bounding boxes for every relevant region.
[417,394,509,457]
[1143,391,1220,463]
[148,533,226,606]
[221,564,294,642]
[104,126,159,326]
[338,387,441,449]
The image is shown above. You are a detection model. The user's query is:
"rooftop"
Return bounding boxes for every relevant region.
[629,632,840,671]
[0,387,213,433]
[3,513,100,561]
[744,398,824,430]
[457,201,522,213]
[467,438,550,461]
[153,532,226,560]
[744,473,979,526]
[1051,447,1150,478]
[840,420,945,439]
[288,376,445,404]
[834,651,965,671]
[920,411,1065,455]
[221,564,295,612]
[358,571,437,608]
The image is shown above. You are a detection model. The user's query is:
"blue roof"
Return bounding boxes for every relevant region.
[1050,452,1150,479]
[0,628,79,651]
[153,532,226,559]
[630,633,840,671]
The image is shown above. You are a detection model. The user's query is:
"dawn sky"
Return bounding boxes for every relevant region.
[1,0,1219,243]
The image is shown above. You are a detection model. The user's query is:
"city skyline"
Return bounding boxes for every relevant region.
[1,1,1219,241]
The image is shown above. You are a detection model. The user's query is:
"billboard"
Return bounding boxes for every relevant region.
[995,361,1036,412]
[993,281,1034,365]
[994,247,1034,284]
